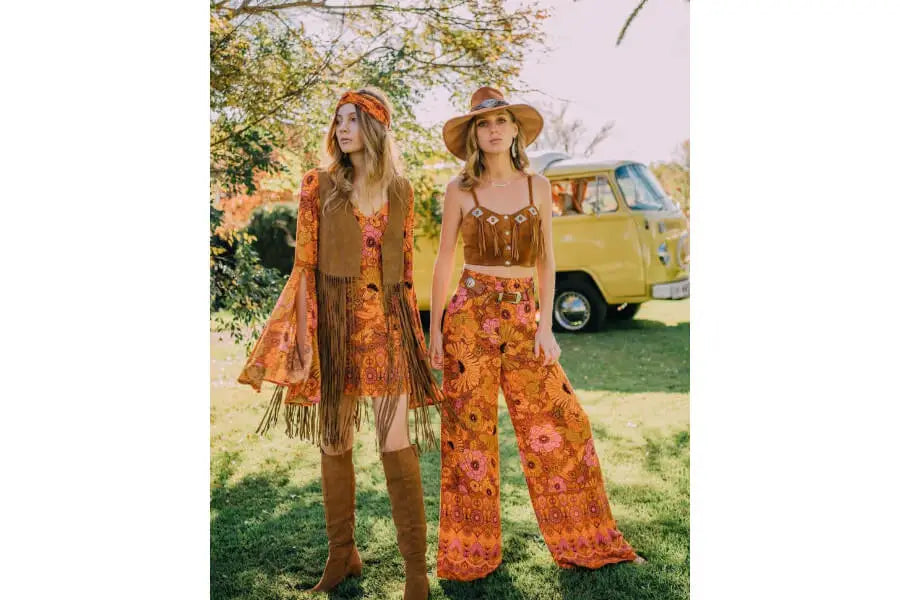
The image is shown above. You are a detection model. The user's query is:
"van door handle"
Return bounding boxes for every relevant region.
[643,218,650,230]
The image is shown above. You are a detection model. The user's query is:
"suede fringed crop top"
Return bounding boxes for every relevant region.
[460,175,545,267]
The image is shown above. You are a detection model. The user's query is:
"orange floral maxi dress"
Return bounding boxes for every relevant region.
[436,268,637,580]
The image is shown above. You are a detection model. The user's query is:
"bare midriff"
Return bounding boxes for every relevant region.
[462,263,535,279]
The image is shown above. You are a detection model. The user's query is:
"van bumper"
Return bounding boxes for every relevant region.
[651,278,690,300]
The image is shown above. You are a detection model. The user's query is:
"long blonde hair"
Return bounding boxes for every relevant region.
[321,87,404,212]
[458,109,532,192]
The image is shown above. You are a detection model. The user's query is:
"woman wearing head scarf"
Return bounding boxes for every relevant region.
[238,87,441,599]
[429,87,644,581]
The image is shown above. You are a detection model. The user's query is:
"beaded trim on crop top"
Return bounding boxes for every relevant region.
[460,175,545,267]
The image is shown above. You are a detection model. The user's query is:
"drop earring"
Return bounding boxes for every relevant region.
[511,136,519,159]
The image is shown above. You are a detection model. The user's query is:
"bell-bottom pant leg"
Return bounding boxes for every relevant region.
[436,292,504,581]
[498,308,638,569]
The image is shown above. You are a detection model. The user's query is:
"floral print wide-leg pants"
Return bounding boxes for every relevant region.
[436,269,637,581]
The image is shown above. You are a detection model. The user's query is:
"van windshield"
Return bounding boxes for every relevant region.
[615,164,676,211]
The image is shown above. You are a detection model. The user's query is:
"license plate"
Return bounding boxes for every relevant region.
[653,279,690,299]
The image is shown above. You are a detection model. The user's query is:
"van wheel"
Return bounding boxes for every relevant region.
[551,281,607,333]
[608,303,641,321]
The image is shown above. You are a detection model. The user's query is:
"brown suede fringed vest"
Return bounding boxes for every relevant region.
[313,170,441,451]
[460,175,545,267]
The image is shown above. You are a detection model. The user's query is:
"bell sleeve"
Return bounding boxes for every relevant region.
[237,169,322,406]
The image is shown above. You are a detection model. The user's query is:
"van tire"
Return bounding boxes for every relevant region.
[551,279,607,333]
[608,303,641,321]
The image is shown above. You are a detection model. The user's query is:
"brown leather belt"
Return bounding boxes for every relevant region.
[462,275,526,304]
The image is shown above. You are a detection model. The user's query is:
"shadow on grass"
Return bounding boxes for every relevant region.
[211,461,688,600]
[211,446,447,600]
[210,459,396,600]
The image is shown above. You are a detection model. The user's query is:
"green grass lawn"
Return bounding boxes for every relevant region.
[211,299,689,600]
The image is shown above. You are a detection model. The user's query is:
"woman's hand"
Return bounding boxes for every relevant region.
[534,324,561,366]
[429,329,444,370]
[290,338,313,380]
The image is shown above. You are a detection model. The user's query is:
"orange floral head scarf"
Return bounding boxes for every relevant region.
[336,91,391,130]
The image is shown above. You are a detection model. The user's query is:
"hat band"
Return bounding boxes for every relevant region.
[471,98,510,112]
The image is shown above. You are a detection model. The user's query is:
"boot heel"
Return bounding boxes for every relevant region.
[347,548,363,576]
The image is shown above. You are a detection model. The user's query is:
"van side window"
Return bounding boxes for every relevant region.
[551,181,576,216]
[551,178,612,216]
[584,176,618,213]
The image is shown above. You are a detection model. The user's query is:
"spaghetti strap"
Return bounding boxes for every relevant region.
[527,175,534,205]
[471,188,481,207]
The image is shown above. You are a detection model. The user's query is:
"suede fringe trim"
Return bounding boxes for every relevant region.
[255,274,444,453]
[475,214,542,263]
[532,217,545,261]
[477,216,487,257]
[317,272,357,450]
[256,388,371,445]
[380,282,444,452]
[511,219,520,262]
[255,385,284,436]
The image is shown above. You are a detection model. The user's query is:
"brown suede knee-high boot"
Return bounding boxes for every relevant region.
[309,448,362,592]
[382,445,429,600]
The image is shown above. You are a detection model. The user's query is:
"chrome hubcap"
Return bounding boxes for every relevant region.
[553,292,590,331]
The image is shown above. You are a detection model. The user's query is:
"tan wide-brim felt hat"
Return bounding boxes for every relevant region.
[442,86,544,160]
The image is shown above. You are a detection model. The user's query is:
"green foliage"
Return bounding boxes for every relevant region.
[650,140,690,218]
[245,204,298,277]
[210,0,550,336]
[210,203,288,349]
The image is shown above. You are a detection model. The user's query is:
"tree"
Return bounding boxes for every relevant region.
[616,0,690,47]
[650,139,690,219]
[531,101,614,157]
[210,0,550,341]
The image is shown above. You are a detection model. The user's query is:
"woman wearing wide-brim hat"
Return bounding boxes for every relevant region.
[429,86,644,581]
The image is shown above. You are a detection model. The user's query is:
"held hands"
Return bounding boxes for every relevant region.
[534,324,561,366]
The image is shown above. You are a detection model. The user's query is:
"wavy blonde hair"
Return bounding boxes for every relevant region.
[321,86,403,212]
[458,109,532,192]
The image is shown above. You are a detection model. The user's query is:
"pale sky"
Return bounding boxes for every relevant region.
[416,0,690,164]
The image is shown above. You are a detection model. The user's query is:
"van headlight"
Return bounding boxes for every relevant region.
[657,242,671,266]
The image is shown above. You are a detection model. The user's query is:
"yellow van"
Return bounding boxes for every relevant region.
[412,150,690,332]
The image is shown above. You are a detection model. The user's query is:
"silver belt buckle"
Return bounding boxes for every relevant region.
[464,276,476,289]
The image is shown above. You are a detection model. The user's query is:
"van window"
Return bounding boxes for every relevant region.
[551,177,615,216]
[583,176,619,213]
[551,180,577,216]
[615,164,675,211]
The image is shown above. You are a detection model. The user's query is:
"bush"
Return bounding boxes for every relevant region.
[245,204,298,277]
[210,202,288,348]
